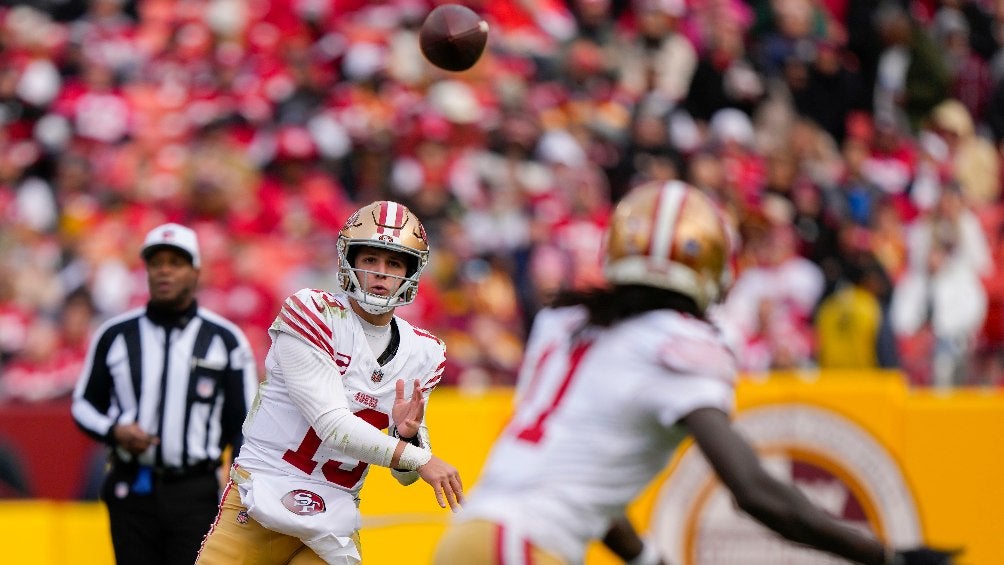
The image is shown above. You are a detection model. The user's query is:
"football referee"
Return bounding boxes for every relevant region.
[72,223,259,565]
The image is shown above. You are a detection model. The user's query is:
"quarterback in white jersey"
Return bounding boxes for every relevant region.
[237,287,447,496]
[197,201,463,565]
[434,181,957,565]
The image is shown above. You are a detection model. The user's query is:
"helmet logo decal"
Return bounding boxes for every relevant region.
[374,201,407,239]
[343,210,362,230]
[682,239,701,257]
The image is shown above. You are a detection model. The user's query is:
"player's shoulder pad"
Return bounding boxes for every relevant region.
[396,315,446,350]
[273,289,350,354]
[536,305,587,333]
[654,317,737,383]
[520,306,583,356]
[279,289,351,321]
[395,316,447,392]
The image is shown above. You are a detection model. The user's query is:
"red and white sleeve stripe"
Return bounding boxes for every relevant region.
[277,292,335,360]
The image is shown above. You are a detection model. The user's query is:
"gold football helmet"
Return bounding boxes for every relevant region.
[605,180,733,311]
[337,201,430,315]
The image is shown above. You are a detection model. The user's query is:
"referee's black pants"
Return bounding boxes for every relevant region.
[102,466,220,565]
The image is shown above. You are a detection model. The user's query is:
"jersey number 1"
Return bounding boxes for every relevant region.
[514,339,593,444]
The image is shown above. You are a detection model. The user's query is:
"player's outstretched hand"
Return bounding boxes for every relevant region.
[392,378,425,439]
[893,547,961,565]
[418,454,464,511]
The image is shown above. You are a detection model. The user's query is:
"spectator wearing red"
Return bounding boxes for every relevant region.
[706,108,768,213]
[717,217,826,372]
[1,288,94,404]
[860,113,921,222]
[0,270,33,369]
[230,125,355,239]
[1,316,82,403]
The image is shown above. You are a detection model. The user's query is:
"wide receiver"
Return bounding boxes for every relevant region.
[433,181,957,565]
[197,201,462,565]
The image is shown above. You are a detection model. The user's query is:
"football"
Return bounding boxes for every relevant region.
[419,4,489,72]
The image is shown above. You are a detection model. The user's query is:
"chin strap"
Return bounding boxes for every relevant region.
[355,295,396,315]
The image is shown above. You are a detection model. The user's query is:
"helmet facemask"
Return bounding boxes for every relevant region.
[337,241,427,315]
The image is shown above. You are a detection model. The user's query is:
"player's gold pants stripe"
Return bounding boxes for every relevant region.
[433,519,566,565]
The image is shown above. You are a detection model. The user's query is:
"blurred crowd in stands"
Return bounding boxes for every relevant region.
[2,0,1004,403]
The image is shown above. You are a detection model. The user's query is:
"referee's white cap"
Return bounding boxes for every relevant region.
[141,223,201,268]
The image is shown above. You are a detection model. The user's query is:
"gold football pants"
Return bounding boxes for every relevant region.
[196,482,361,565]
[433,519,566,565]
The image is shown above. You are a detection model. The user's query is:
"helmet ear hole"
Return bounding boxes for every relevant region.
[346,246,360,268]
[404,255,420,278]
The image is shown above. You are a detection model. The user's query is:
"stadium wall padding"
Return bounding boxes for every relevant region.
[1,374,1001,564]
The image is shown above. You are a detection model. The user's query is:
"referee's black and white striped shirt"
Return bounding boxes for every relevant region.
[72,301,259,472]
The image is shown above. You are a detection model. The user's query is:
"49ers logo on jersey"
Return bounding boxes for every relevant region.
[355,391,378,408]
[281,489,326,515]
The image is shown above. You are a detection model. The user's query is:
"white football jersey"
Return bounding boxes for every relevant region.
[235,288,446,497]
[459,305,737,563]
